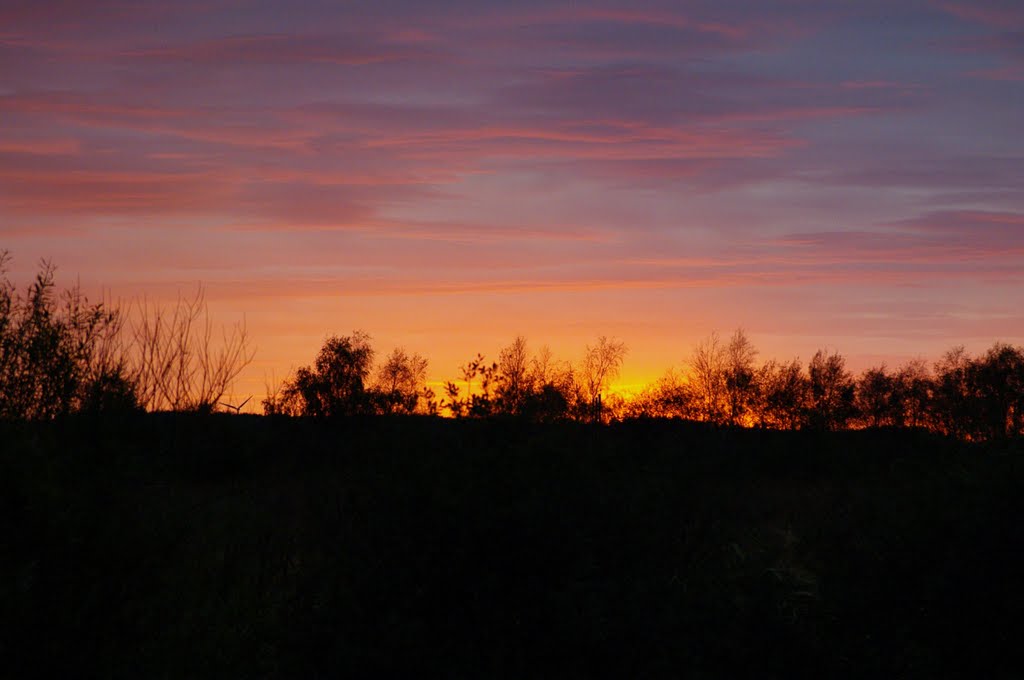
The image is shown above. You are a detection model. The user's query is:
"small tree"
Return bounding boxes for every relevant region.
[723,328,758,426]
[894,359,933,429]
[274,331,375,417]
[374,347,428,414]
[496,336,532,415]
[856,365,897,428]
[968,342,1024,440]
[933,346,972,439]
[807,349,856,431]
[754,358,807,430]
[453,353,499,417]
[579,336,627,422]
[690,332,726,424]
[520,344,574,422]
[128,286,253,412]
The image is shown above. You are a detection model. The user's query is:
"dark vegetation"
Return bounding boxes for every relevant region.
[4,253,1024,441]
[0,252,253,421]
[4,253,1024,676]
[4,416,1024,677]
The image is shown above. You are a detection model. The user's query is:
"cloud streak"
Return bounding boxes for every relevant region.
[1,0,1021,390]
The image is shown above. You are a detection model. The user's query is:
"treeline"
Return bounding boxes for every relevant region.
[262,334,627,423]
[0,253,253,419]
[3,254,1022,441]
[626,330,1024,441]
[264,327,1024,441]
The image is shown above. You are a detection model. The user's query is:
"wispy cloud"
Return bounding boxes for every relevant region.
[1,0,1021,386]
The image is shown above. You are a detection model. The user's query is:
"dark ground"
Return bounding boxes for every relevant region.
[3,414,1023,678]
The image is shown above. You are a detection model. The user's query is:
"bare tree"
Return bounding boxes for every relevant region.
[528,345,575,394]
[580,336,627,421]
[496,336,531,414]
[724,328,758,426]
[375,347,429,414]
[514,344,574,422]
[690,332,726,424]
[529,345,556,386]
[128,286,254,412]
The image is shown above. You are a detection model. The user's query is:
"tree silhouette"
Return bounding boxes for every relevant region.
[496,336,531,415]
[933,346,972,439]
[452,353,499,417]
[129,285,253,413]
[690,332,726,424]
[442,380,464,418]
[515,343,574,422]
[273,332,375,417]
[375,347,429,414]
[0,253,136,419]
[755,358,807,430]
[626,369,697,420]
[580,336,627,422]
[724,329,758,426]
[968,343,1024,440]
[1,252,256,418]
[893,359,933,429]
[807,350,856,431]
[458,353,482,415]
[855,365,897,428]
[9,250,1024,440]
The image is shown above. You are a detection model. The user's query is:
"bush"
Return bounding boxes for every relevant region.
[0,252,254,419]
[0,252,134,420]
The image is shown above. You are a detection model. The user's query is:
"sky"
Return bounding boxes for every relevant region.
[2,0,1023,399]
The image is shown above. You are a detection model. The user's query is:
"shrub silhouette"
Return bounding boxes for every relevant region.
[128,285,254,413]
[0,253,134,419]
[1,252,254,419]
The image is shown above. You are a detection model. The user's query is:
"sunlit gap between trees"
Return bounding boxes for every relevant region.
[2,253,1022,442]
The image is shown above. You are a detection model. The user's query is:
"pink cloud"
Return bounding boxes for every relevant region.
[0,137,80,155]
[0,169,233,215]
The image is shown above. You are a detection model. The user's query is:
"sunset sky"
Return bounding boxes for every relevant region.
[2,0,1023,400]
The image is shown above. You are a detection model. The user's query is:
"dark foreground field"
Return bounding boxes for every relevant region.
[3,415,1023,677]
